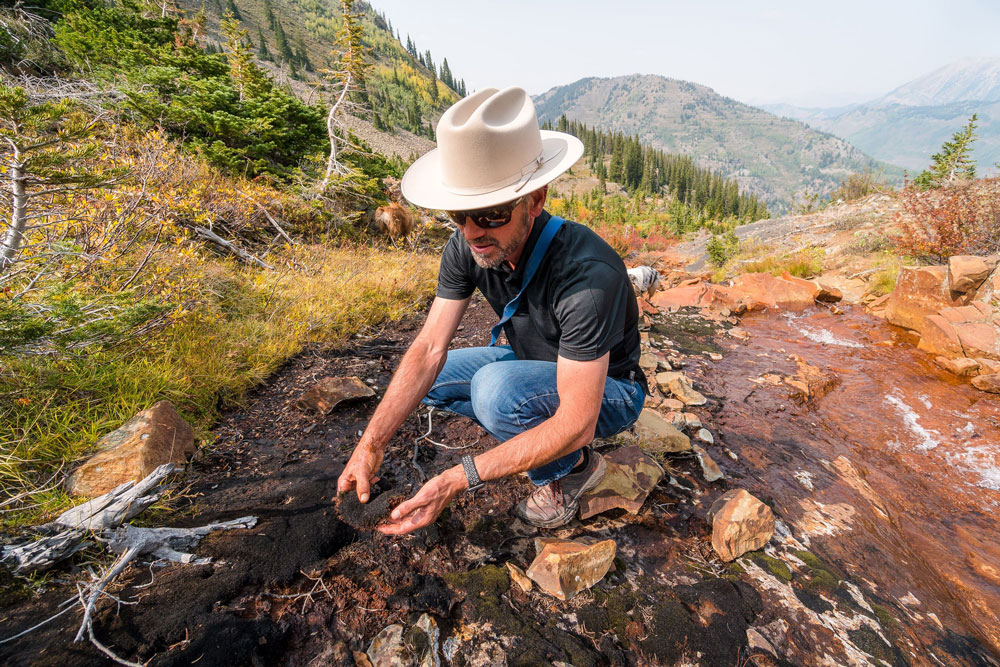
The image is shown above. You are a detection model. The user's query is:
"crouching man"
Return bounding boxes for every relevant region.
[337,87,646,535]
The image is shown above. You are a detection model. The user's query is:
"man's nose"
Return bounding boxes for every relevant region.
[461,220,486,240]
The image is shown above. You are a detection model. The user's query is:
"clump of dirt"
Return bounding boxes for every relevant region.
[337,484,404,530]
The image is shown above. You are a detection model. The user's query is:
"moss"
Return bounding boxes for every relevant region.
[848,625,906,667]
[872,603,900,632]
[750,553,792,582]
[582,587,641,648]
[723,561,745,580]
[802,568,840,594]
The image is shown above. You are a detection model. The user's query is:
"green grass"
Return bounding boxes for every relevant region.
[1,245,437,527]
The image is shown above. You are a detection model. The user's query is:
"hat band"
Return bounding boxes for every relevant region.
[443,145,566,197]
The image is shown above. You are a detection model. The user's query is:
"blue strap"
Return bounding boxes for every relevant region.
[490,216,565,346]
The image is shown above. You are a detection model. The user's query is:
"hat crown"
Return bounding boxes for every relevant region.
[437,87,543,194]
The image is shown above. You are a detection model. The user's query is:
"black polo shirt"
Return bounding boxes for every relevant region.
[436,210,645,386]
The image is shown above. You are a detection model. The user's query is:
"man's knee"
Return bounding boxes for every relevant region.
[469,362,558,437]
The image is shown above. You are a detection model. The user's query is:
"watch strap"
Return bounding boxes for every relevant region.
[461,454,484,491]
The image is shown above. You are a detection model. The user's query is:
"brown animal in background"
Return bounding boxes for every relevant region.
[374,202,414,242]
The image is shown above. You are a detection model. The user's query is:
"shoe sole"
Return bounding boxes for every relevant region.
[518,453,608,529]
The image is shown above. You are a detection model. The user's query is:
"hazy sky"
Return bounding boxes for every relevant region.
[371,0,1000,108]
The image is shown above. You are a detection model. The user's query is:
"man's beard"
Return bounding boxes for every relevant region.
[466,208,533,269]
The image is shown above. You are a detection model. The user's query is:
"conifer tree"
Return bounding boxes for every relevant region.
[221,14,268,101]
[424,50,434,76]
[224,0,241,21]
[915,113,978,189]
[263,0,276,29]
[273,20,293,62]
[257,27,271,60]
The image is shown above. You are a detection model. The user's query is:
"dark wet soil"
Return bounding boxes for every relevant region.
[2,297,997,667]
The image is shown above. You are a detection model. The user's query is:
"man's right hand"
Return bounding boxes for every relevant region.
[337,443,383,503]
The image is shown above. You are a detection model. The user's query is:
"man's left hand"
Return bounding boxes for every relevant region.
[378,467,466,536]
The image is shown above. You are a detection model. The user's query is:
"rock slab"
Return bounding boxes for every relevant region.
[709,489,775,562]
[296,376,375,414]
[578,446,664,519]
[66,400,194,497]
[634,408,691,454]
[526,538,617,601]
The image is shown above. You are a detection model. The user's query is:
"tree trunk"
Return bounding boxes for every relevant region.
[320,72,351,191]
[1,145,27,271]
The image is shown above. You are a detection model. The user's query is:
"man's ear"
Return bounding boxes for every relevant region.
[527,185,548,217]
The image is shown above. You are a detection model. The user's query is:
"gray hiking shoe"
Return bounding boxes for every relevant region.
[514,447,607,528]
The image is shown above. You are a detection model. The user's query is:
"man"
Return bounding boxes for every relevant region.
[338,87,646,535]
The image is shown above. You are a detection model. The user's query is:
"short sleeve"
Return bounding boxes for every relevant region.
[552,260,629,360]
[436,232,476,300]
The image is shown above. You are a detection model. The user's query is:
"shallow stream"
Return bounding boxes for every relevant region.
[711,305,1000,659]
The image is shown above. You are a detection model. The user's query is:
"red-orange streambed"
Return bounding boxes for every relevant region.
[705,305,1000,659]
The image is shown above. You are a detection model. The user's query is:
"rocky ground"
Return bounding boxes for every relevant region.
[4,272,999,665]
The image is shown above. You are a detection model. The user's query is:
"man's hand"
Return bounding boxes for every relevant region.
[337,444,384,503]
[378,467,466,535]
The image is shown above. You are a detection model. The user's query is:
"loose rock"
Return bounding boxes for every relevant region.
[296,376,375,414]
[578,446,664,519]
[506,562,533,592]
[709,489,776,562]
[692,445,724,482]
[697,428,714,444]
[934,356,980,377]
[634,408,691,454]
[66,400,194,497]
[948,255,997,294]
[526,538,617,601]
[367,624,412,667]
[655,371,708,406]
[972,374,1000,394]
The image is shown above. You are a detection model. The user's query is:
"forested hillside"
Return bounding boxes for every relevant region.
[535,74,903,213]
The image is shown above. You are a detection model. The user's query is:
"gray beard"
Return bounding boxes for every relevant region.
[467,209,533,269]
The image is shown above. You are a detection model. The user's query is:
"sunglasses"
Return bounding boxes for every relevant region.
[446,196,526,229]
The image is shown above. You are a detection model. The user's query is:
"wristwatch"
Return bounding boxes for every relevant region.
[461,454,485,491]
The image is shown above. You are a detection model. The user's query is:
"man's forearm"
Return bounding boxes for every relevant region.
[359,339,446,453]
[457,409,594,485]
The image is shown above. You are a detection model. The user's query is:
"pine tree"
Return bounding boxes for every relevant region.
[221,15,269,101]
[273,20,293,62]
[424,50,434,76]
[263,0,276,29]
[224,0,241,21]
[915,113,978,189]
[256,27,271,61]
[440,57,453,89]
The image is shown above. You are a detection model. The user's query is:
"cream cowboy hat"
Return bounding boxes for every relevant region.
[400,86,584,211]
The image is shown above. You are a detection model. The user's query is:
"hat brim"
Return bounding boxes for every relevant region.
[400,131,584,211]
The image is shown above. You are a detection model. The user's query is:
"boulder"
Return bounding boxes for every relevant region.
[948,255,997,294]
[578,446,664,519]
[933,356,980,377]
[919,303,1000,361]
[650,283,708,310]
[972,374,1000,394]
[526,538,617,600]
[655,371,708,406]
[780,271,843,303]
[731,272,815,310]
[918,314,966,358]
[886,265,967,333]
[692,445,724,482]
[709,489,776,562]
[66,401,194,497]
[296,376,375,414]
[634,409,691,454]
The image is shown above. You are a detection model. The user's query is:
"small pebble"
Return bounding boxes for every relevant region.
[696,428,714,444]
[724,447,738,461]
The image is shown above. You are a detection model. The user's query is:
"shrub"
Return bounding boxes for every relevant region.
[706,230,740,267]
[829,169,894,202]
[895,179,1000,261]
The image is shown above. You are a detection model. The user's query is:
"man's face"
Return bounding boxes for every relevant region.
[460,198,534,269]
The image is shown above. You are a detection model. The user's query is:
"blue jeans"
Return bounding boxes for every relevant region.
[422,346,645,486]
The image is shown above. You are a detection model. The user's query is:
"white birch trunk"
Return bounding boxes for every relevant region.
[1,144,27,271]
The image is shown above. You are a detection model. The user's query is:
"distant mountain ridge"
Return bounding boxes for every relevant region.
[534,74,899,213]
[762,58,1000,172]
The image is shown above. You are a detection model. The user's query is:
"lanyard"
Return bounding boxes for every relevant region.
[489,216,565,346]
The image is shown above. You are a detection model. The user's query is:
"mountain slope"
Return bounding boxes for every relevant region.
[876,57,1000,106]
[763,58,1000,172]
[534,74,897,213]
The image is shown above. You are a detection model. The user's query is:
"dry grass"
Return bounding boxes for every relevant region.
[1,243,437,526]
